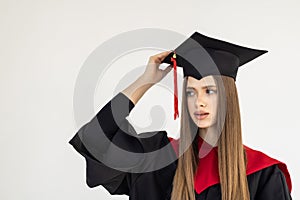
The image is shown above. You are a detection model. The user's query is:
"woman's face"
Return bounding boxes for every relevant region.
[186,75,218,129]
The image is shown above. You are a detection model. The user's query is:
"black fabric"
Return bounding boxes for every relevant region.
[69,92,292,200]
[193,164,292,200]
[161,31,267,81]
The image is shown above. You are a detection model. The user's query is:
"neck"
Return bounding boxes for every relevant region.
[198,126,219,147]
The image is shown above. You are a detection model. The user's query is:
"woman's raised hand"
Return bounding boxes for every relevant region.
[122,51,173,105]
[141,50,173,84]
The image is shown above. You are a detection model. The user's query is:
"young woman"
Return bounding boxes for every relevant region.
[69,32,292,200]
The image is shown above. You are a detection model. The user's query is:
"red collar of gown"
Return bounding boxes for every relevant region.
[168,136,292,194]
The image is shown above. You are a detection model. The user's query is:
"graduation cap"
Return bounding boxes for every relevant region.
[161,31,268,120]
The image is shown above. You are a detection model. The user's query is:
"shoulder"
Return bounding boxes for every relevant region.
[244,145,292,193]
[167,136,180,156]
[244,145,279,172]
[247,164,292,199]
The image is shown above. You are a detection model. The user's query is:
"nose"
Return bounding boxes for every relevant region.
[195,95,207,108]
[198,102,206,107]
[200,102,207,107]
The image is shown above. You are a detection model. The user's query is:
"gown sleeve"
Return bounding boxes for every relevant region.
[255,164,292,200]
[69,92,177,199]
[68,92,144,195]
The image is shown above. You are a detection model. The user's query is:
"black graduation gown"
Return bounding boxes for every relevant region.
[68,92,292,200]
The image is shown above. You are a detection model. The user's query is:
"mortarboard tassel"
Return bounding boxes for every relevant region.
[171,52,179,120]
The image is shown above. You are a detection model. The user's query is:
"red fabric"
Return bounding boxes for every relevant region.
[168,136,292,194]
[170,52,179,120]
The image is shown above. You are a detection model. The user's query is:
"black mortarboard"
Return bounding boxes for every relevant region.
[161,31,268,120]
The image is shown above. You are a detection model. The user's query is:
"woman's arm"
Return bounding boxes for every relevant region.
[70,50,173,162]
[121,75,154,105]
[68,51,173,195]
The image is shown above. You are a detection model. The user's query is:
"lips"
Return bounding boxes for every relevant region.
[194,111,209,115]
[194,111,209,120]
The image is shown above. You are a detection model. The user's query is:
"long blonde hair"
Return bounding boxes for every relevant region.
[170,75,250,200]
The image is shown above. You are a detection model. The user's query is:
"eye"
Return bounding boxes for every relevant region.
[206,88,217,94]
[186,90,195,97]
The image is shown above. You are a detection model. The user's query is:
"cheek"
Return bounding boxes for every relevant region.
[187,98,195,115]
[209,97,218,116]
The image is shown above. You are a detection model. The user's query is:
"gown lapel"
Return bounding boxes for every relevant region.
[168,136,292,195]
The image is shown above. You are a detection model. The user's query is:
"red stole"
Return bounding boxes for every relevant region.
[168,136,292,194]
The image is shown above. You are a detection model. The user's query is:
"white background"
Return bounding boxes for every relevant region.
[0,0,299,199]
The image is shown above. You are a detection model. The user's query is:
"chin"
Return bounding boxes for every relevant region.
[193,119,211,128]
[198,125,211,128]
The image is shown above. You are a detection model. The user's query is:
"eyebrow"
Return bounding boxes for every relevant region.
[186,85,217,89]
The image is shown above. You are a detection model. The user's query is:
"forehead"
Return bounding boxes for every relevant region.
[187,75,216,87]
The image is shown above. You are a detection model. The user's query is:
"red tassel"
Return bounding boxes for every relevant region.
[171,52,179,120]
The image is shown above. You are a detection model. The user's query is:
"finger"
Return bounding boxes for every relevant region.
[165,64,173,70]
[157,50,172,56]
[162,64,173,75]
[149,50,172,64]
[150,50,172,60]
[156,50,172,60]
